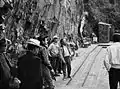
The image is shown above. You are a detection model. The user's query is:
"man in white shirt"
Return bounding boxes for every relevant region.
[61,38,72,79]
[48,36,60,76]
[104,33,120,89]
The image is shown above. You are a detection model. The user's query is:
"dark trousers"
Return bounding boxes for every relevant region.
[20,82,42,89]
[50,57,59,74]
[42,64,54,89]
[58,58,62,73]
[63,56,71,77]
[0,82,9,89]
[62,60,66,77]
[109,68,120,89]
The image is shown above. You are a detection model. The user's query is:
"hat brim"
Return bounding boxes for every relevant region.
[27,41,40,47]
[53,37,59,39]
[113,33,120,36]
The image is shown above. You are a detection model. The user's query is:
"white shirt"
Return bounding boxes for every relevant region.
[104,42,120,71]
[48,42,59,56]
[63,45,70,57]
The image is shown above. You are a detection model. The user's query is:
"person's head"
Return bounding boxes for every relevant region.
[60,38,66,46]
[113,33,120,42]
[37,36,48,46]
[0,38,7,52]
[60,39,63,46]
[27,38,40,54]
[53,35,59,43]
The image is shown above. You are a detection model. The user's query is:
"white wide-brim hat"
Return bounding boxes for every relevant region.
[27,38,40,47]
[53,35,59,39]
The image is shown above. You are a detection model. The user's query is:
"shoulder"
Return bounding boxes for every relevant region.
[41,46,46,50]
[18,52,26,59]
[39,46,47,52]
[106,46,111,52]
[50,43,54,46]
[106,43,119,52]
[18,54,26,63]
[0,53,4,62]
[48,43,54,48]
[33,55,41,62]
[34,55,40,59]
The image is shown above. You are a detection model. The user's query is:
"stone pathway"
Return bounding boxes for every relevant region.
[54,44,111,89]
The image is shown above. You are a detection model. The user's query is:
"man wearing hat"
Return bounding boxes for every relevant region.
[104,33,120,89]
[37,36,55,89]
[17,38,43,89]
[48,35,60,76]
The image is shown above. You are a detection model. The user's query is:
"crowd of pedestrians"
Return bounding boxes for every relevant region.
[0,33,77,89]
[0,1,97,89]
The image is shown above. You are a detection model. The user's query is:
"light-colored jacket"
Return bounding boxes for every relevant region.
[104,42,120,71]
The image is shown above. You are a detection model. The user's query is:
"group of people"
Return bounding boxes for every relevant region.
[0,34,76,89]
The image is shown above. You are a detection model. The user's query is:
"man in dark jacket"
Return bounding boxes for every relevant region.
[38,36,55,89]
[17,38,43,89]
[0,38,12,89]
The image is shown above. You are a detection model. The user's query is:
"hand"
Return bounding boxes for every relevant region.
[51,69,55,75]
[9,77,21,89]
[63,60,66,64]
[69,55,72,58]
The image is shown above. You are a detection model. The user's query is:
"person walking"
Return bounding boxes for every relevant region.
[48,35,60,76]
[60,38,72,79]
[17,38,43,89]
[104,33,120,89]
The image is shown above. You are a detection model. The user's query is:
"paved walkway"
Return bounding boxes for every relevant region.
[54,44,111,89]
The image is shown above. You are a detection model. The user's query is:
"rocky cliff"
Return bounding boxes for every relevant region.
[0,0,120,42]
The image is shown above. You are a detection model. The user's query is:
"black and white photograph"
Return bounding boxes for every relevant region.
[0,0,120,89]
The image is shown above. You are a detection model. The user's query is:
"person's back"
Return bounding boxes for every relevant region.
[18,51,42,89]
[108,43,120,65]
[104,33,120,89]
[17,39,43,89]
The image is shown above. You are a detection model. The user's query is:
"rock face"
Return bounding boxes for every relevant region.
[80,0,120,42]
[1,0,120,43]
[0,0,78,42]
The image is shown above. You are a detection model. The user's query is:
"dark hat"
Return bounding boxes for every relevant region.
[113,33,120,35]
[0,38,6,47]
[113,33,120,42]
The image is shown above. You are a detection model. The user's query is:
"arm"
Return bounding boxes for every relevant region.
[59,48,66,63]
[17,57,23,82]
[41,47,53,70]
[104,48,111,71]
[0,53,11,81]
[48,44,53,57]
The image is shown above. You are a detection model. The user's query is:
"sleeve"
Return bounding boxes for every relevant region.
[48,44,52,51]
[41,47,53,70]
[104,47,111,71]
[17,58,22,81]
[48,44,53,57]
[59,48,65,62]
[0,54,11,81]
